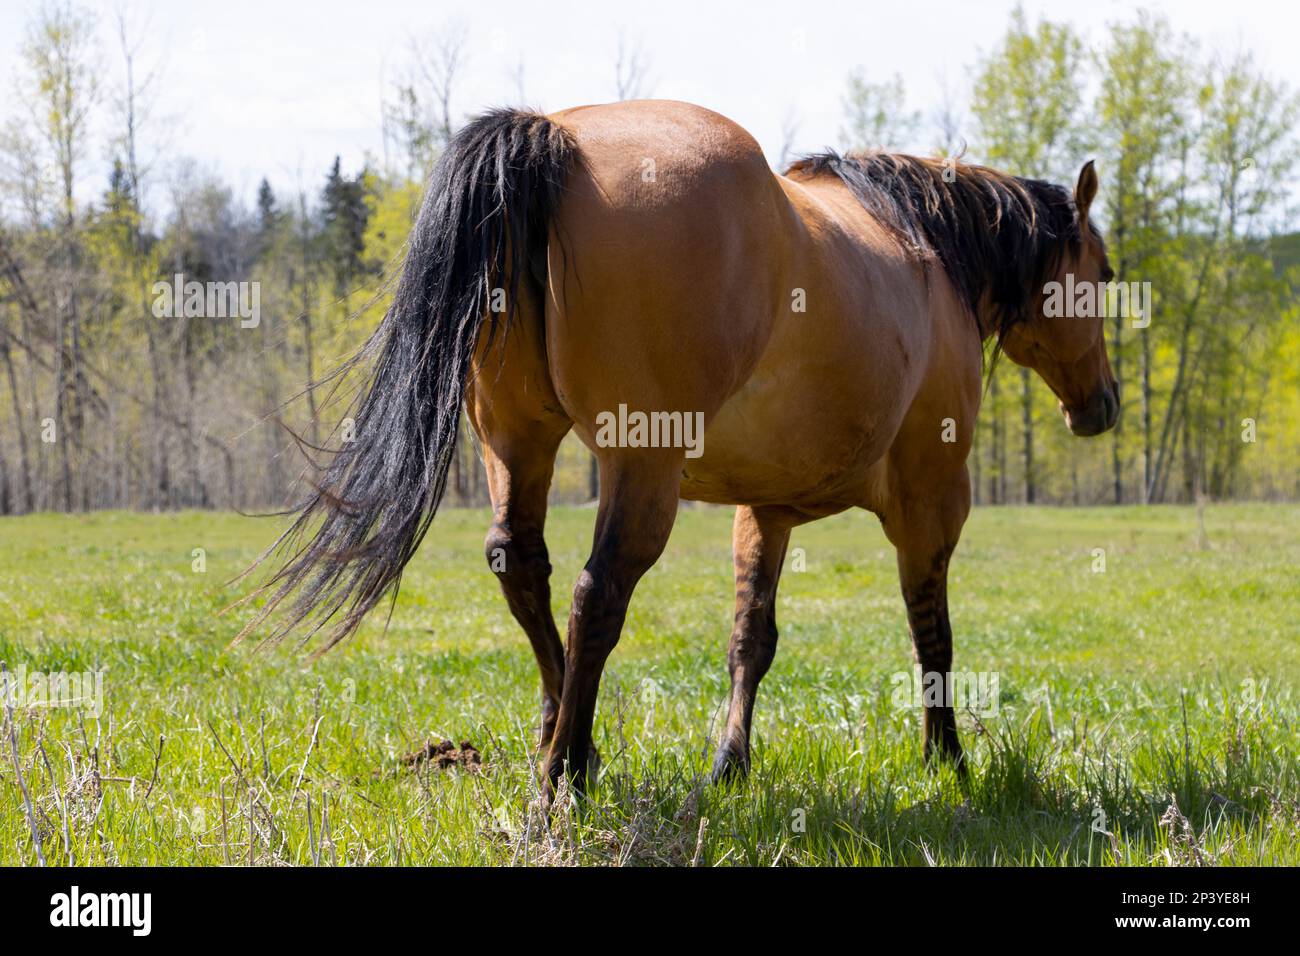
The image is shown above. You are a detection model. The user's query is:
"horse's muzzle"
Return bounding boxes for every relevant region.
[1063,381,1120,437]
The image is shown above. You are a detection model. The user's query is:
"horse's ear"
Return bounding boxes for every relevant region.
[1074,160,1098,222]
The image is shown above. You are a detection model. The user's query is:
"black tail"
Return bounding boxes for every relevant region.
[239,109,576,651]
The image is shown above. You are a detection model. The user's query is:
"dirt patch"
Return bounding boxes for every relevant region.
[396,739,483,773]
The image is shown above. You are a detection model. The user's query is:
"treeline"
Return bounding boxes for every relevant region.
[0,4,1296,515]
[961,9,1300,504]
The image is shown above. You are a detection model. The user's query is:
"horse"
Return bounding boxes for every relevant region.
[240,99,1118,802]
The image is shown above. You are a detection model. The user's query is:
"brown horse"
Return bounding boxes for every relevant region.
[243,99,1118,801]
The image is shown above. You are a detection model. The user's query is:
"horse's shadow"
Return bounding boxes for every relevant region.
[587,731,1272,866]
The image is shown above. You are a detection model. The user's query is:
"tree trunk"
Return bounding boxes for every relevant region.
[1109,312,1122,504]
[298,196,320,449]
[1020,366,1034,503]
[988,375,1001,504]
[1,333,33,511]
[180,315,208,507]
[1140,329,1152,504]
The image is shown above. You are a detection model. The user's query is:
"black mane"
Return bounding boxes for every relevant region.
[786,151,1088,339]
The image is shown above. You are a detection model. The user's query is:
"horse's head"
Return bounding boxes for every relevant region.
[1000,161,1119,437]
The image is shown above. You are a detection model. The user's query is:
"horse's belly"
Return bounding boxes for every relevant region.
[678,361,907,507]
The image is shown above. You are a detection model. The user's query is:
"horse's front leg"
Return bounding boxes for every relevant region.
[711,505,795,783]
[884,470,971,774]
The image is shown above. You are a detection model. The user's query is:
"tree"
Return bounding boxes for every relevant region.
[1094,13,1193,503]
[1153,53,1299,501]
[970,6,1085,504]
[320,157,371,298]
[614,32,653,101]
[382,24,467,183]
[840,71,919,152]
[931,70,965,158]
[777,107,801,169]
[112,5,171,507]
[21,0,100,509]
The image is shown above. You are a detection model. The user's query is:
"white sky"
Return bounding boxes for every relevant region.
[1,0,1296,213]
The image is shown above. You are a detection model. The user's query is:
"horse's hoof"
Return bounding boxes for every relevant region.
[710,744,750,785]
[923,743,968,782]
[537,746,602,797]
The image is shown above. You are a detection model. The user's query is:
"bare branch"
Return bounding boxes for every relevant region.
[614,32,653,101]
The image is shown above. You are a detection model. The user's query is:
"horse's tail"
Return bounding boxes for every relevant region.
[239,109,576,651]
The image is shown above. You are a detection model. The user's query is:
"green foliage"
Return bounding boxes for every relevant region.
[840,71,919,152]
[320,157,375,298]
[971,4,1085,179]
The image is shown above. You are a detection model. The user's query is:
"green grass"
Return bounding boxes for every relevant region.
[1,503,1297,866]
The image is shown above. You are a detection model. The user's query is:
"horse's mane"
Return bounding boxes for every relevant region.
[785,151,1090,339]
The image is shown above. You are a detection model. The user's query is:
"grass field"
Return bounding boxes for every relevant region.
[1,503,1297,866]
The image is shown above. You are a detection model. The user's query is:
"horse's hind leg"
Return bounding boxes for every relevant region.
[467,319,572,751]
[477,428,569,749]
[543,452,681,801]
[712,505,797,783]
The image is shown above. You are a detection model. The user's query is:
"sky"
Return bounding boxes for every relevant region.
[1,0,1296,214]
